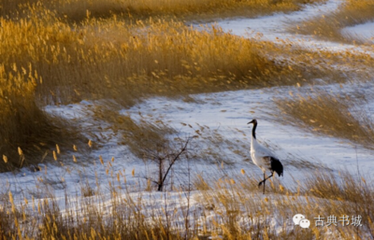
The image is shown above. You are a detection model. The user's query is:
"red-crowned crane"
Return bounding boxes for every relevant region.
[247,119,283,194]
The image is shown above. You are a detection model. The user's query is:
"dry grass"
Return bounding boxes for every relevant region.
[1,0,368,173]
[54,0,327,23]
[0,64,84,171]
[1,163,373,239]
[2,7,330,104]
[196,169,374,239]
[1,1,374,238]
[0,1,341,171]
[1,0,327,22]
[293,0,374,43]
[91,103,175,158]
[275,90,374,149]
[303,170,374,237]
[27,14,330,102]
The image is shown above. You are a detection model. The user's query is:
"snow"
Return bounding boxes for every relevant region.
[2,0,374,237]
[215,0,374,56]
[342,21,374,44]
[216,0,342,40]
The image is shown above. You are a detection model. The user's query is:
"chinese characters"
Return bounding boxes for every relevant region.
[313,215,362,227]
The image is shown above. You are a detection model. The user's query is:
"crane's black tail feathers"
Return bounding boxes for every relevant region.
[270,157,283,177]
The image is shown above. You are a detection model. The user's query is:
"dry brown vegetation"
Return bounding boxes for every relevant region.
[0,165,373,239]
[0,0,335,170]
[92,104,175,158]
[275,90,374,149]
[0,64,84,171]
[293,0,374,43]
[196,170,374,239]
[1,1,374,239]
[1,0,327,22]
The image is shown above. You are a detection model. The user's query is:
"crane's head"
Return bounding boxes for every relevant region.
[247,119,257,125]
[247,119,257,139]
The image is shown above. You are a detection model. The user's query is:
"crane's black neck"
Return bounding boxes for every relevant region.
[252,121,257,139]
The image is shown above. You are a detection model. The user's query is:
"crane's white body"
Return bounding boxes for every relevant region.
[250,135,274,173]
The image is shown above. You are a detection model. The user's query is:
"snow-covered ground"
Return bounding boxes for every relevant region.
[342,21,374,44]
[2,0,374,237]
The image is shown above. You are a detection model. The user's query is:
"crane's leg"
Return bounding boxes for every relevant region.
[263,172,265,194]
[259,172,274,194]
[262,172,274,183]
[258,172,266,194]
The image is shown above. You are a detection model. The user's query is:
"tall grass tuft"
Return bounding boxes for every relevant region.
[293,0,374,43]
[1,0,327,22]
[276,90,374,149]
[303,170,374,238]
[0,64,65,171]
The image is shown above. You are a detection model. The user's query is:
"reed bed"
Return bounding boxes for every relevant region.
[0,160,373,239]
[275,90,374,150]
[293,0,374,43]
[1,1,373,239]
[1,0,327,22]
[0,1,340,170]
